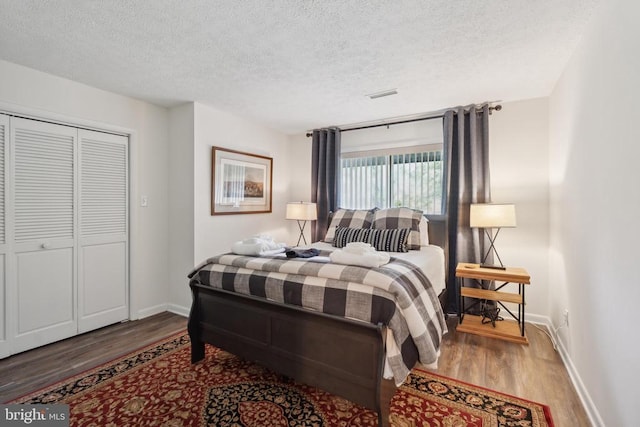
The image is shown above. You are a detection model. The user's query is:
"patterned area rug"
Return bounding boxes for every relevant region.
[11,332,554,426]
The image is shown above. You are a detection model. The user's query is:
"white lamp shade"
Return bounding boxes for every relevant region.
[286,202,317,221]
[470,204,516,228]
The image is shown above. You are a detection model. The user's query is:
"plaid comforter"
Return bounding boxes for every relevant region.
[188,251,448,385]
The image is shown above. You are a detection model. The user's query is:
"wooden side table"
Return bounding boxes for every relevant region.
[456,262,531,344]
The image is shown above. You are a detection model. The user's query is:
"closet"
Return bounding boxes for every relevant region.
[0,114,129,358]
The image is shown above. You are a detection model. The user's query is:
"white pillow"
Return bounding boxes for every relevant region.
[419,216,429,246]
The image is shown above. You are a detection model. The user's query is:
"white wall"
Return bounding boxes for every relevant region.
[0,59,171,319]
[490,98,550,319]
[340,118,444,152]
[549,0,640,425]
[287,133,314,243]
[164,102,292,310]
[168,103,195,313]
[288,134,313,201]
[193,102,291,261]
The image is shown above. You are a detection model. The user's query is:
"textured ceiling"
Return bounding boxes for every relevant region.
[0,0,599,134]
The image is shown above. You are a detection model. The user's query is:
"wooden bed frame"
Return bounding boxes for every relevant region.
[188,217,447,427]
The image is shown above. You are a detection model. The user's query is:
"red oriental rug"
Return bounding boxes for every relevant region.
[11,332,554,426]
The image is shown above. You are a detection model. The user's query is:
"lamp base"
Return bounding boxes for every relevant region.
[479,264,507,270]
[480,228,506,269]
[295,220,308,246]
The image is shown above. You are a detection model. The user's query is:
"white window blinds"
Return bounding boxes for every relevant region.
[340,145,444,214]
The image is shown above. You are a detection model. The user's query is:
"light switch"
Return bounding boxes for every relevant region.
[141,196,149,207]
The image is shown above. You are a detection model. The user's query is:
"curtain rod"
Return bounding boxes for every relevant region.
[305,104,502,137]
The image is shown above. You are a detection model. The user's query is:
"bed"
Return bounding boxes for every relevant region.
[187,208,448,427]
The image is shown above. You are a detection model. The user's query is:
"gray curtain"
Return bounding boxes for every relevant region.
[311,128,341,242]
[443,105,491,313]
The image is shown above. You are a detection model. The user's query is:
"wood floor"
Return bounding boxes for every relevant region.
[436,316,590,427]
[0,312,187,403]
[0,312,589,426]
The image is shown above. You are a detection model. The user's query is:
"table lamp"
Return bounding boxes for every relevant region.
[286,202,317,246]
[470,203,516,269]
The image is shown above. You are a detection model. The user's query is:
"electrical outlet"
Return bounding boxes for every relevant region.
[563,309,569,326]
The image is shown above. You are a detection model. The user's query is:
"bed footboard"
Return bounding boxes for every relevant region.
[188,281,393,427]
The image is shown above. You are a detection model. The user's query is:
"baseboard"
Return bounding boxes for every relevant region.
[167,304,190,318]
[136,304,168,319]
[528,315,604,427]
[523,313,547,325]
[552,328,604,426]
[133,303,189,320]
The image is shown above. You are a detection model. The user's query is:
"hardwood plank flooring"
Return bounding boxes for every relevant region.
[0,312,186,402]
[435,316,591,427]
[0,312,589,426]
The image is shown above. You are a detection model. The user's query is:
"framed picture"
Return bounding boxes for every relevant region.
[211,146,273,215]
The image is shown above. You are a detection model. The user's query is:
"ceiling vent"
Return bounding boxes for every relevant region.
[366,89,398,99]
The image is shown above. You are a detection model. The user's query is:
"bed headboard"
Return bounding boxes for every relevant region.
[424,215,446,249]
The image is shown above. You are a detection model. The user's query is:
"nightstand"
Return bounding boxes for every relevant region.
[456,262,531,344]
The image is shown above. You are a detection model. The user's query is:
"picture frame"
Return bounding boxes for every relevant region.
[211,146,273,215]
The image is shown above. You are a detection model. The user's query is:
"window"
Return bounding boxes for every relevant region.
[340,144,444,214]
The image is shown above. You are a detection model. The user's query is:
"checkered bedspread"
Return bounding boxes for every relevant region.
[188,251,448,384]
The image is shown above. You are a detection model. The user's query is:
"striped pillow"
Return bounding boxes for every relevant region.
[333,227,410,252]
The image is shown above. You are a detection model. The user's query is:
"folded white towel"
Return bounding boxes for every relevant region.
[241,237,262,244]
[257,247,286,256]
[329,249,390,268]
[231,235,286,256]
[343,242,376,255]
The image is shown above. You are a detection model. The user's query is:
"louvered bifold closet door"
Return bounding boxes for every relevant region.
[11,118,77,354]
[78,129,128,333]
[0,115,8,358]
